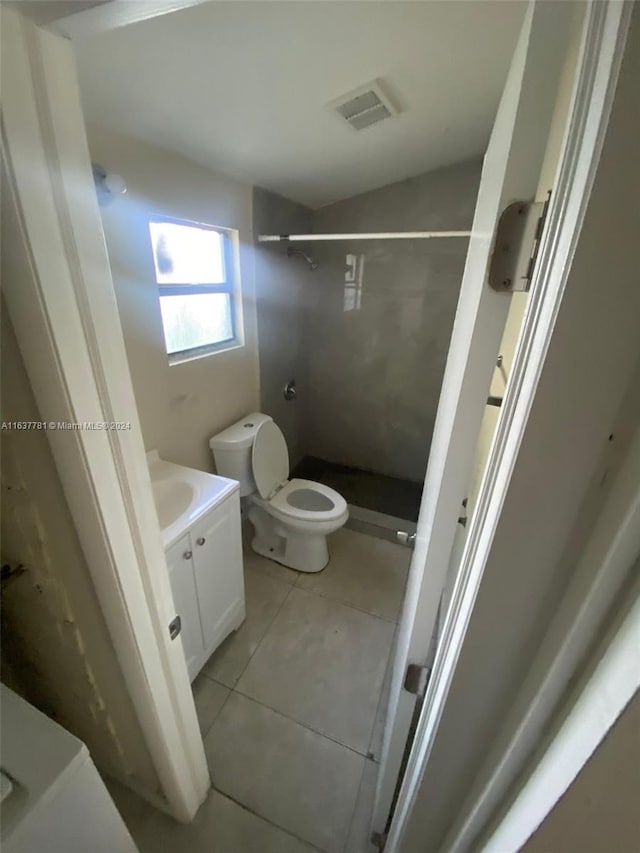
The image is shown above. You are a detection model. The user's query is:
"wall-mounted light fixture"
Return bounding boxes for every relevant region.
[92,163,127,206]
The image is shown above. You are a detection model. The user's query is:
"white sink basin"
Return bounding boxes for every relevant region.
[147,450,239,547]
[152,479,194,530]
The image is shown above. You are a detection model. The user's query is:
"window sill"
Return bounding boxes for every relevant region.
[168,340,244,367]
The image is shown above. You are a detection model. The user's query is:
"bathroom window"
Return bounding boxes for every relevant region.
[149,217,241,361]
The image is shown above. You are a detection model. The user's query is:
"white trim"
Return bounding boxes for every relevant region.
[1,7,209,820]
[484,592,640,853]
[47,0,212,38]
[258,232,470,242]
[383,2,631,850]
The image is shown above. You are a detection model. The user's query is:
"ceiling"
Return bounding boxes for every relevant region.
[16,0,112,26]
[74,1,526,208]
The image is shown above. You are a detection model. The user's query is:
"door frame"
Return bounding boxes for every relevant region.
[381,1,634,849]
[1,6,209,820]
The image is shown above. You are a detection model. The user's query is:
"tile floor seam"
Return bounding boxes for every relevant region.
[366,636,397,759]
[227,579,297,687]
[198,670,233,693]
[294,584,401,625]
[244,561,297,587]
[198,681,233,739]
[208,784,328,853]
[228,686,378,761]
[341,758,372,853]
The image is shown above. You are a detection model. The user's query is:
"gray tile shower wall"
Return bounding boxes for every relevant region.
[306,159,482,483]
[253,187,314,469]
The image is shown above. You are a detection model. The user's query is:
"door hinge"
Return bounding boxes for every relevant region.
[404,663,431,698]
[168,614,182,640]
[396,530,416,549]
[489,191,551,293]
[371,830,387,850]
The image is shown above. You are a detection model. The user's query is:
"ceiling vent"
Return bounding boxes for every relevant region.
[328,79,400,132]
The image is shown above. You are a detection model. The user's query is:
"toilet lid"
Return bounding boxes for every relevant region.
[252,421,289,499]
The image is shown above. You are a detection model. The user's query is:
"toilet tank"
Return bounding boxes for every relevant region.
[209,413,273,496]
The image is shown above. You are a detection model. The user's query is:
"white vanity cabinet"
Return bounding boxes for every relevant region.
[165,533,205,680]
[165,490,245,682]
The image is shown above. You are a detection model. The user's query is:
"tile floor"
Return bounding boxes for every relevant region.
[107,526,409,853]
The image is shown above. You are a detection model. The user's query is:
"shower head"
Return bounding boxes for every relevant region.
[286,246,319,271]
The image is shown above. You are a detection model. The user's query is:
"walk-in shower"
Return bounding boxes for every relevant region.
[254,162,481,531]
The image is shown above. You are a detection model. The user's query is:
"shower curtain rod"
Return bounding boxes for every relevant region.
[258,231,471,243]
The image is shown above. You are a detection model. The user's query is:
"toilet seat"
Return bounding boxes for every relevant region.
[269,478,347,523]
[252,421,289,499]
[250,421,347,527]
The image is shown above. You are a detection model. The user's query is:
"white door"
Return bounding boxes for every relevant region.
[372,0,577,836]
[166,534,204,681]
[191,494,245,655]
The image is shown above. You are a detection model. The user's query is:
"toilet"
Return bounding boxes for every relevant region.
[209,413,348,572]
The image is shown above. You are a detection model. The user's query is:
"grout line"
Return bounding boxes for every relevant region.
[229,575,297,687]
[366,627,398,761]
[197,669,221,686]
[198,670,231,692]
[244,559,297,587]
[341,758,370,853]
[196,566,294,692]
[198,680,234,740]
[209,784,328,852]
[230,688,376,762]
[293,582,401,626]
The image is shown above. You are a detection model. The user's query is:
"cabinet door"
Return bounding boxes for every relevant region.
[191,493,245,656]
[165,533,204,681]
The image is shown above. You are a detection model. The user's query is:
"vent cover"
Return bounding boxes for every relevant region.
[328,79,399,132]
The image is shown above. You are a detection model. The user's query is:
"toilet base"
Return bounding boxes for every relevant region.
[248,505,330,573]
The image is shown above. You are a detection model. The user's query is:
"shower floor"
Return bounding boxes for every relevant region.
[292,455,423,522]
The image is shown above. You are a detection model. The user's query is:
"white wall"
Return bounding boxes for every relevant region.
[87,126,260,473]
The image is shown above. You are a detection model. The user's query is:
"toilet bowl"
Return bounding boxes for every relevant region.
[209,414,348,572]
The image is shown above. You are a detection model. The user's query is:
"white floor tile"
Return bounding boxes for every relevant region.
[191,672,230,735]
[205,692,364,853]
[203,565,291,687]
[137,787,319,853]
[297,528,410,621]
[237,587,394,753]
